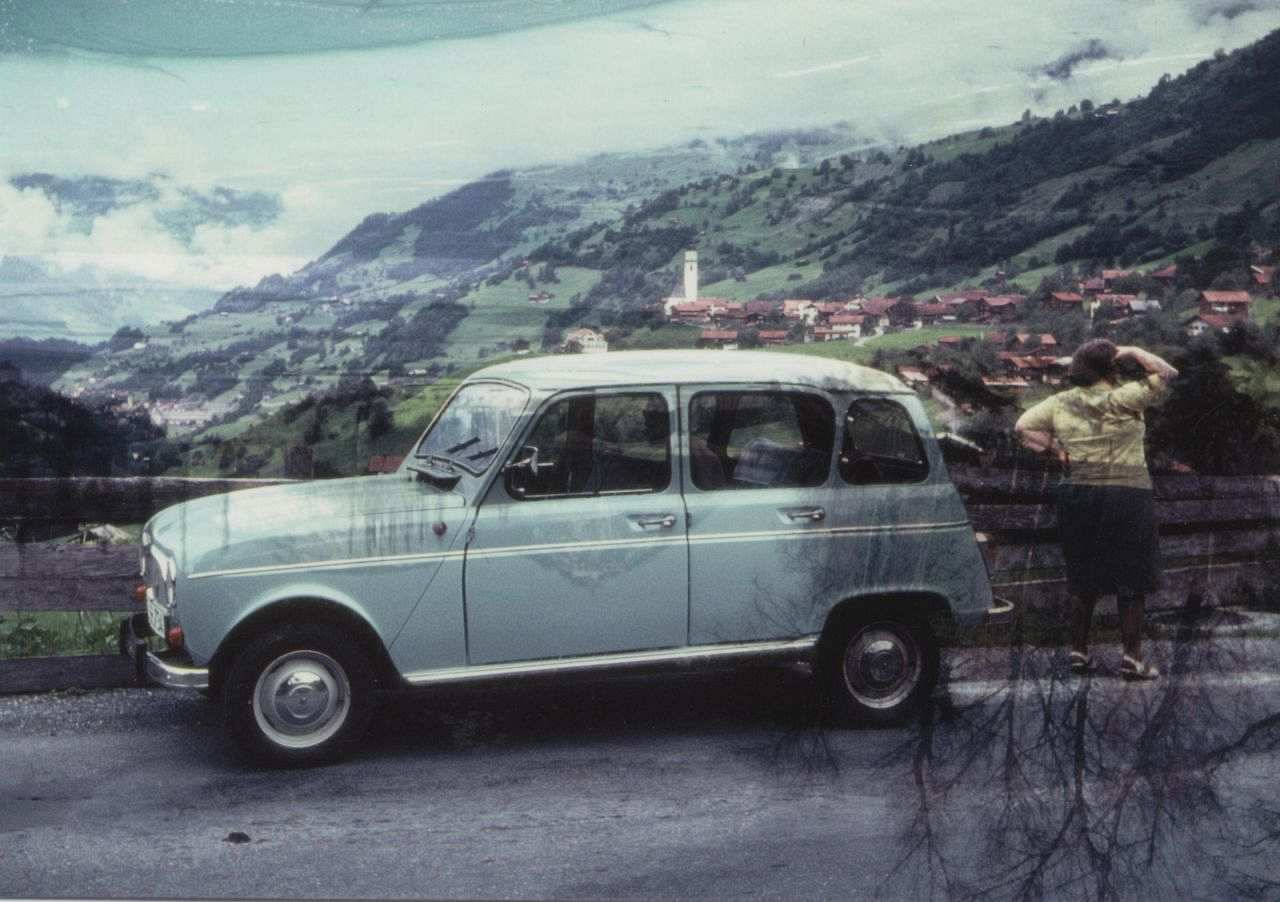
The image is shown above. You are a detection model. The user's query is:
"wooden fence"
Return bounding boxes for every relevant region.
[1,471,1277,693]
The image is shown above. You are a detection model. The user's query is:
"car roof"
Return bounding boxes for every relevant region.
[471,350,910,393]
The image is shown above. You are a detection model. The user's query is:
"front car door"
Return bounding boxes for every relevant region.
[464,387,689,664]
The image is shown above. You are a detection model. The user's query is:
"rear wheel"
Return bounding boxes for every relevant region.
[826,613,937,723]
[221,623,374,766]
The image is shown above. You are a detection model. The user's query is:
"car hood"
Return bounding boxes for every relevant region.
[147,475,469,575]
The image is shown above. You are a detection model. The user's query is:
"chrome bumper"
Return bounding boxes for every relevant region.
[119,612,209,691]
[985,597,1015,626]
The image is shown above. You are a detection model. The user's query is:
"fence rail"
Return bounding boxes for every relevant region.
[1,470,1277,693]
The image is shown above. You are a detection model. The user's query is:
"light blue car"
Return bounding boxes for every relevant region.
[122,350,1011,765]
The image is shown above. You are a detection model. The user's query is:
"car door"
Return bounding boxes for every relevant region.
[464,387,689,664]
[681,385,838,645]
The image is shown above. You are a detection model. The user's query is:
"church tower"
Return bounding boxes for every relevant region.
[683,250,698,301]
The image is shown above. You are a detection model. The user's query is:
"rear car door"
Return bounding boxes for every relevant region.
[464,387,689,664]
[681,385,838,644]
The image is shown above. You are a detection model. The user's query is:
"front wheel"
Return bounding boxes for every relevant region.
[221,624,374,766]
[826,615,937,724]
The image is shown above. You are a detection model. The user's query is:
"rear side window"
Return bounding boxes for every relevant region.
[512,392,671,499]
[841,398,929,485]
[689,391,834,490]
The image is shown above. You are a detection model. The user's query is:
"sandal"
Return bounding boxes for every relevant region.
[1120,655,1160,681]
[1069,651,1093,674]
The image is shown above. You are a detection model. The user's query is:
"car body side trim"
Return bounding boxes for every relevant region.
[402,636,818,685]
[188,520,971,580]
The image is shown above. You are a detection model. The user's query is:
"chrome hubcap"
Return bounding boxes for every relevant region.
[842,623,921,710]
[253,651,350,749]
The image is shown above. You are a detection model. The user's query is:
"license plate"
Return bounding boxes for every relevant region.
[146,591,166,637]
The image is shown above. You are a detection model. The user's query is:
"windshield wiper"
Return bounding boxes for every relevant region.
[445,436,481,454]
[466,447,498,462]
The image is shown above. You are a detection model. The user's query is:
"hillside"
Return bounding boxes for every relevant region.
[53,31,1280,450]
[534,29,1280,305]
[52,128,864,416]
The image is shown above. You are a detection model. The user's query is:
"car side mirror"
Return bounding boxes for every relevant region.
[502,444,553,497]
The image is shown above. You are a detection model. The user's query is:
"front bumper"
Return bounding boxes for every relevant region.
[118,612,210,691]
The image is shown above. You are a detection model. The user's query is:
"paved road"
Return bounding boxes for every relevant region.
[4,634,1280,899]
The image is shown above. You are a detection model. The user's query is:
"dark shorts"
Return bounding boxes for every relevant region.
[1055,484,1161,597]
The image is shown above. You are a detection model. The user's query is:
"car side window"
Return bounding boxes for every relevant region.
[510,392,671,499]
[840,398,929,485]
[689,391,833,490]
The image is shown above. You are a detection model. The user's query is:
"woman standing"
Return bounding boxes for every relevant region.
[1014,340,1178,680]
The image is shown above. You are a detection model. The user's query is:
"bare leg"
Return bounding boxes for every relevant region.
[1118,593,1145,659]
[1071,594,1099,656]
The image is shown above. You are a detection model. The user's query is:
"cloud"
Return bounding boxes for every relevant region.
[0,170,297,289]
[1040,39,1122,81]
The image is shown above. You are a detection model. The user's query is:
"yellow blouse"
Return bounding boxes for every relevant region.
[1015,374,1170,488]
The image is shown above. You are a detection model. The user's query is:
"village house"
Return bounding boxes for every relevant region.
[812,327,853,343]
[857,297,914,329]
[895,366,930,390]
[977,294,1026,322]
[758,329,789,346]
[744,301,778,323]
[1150,264,1178,284]
[1080,276,1106,295]
[1185,314,1238,337]
[366,455,404,475]
[1199,290,1253,321]
[562,327,608,353]
[827,313,865,338]
[782,299,819,322]
[698,328,739,349]
[1100,269,1133,290]
[1251,265,1276,294]
[1049,291,1086,311]
[911,303,951,327]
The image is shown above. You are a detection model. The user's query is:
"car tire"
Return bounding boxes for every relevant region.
[825,612,938,724]
[221,623,374,767]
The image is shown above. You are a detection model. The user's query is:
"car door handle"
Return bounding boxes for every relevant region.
[632,514,677,529]
[783,507,826,522]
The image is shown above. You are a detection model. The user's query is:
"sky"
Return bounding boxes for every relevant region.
[1,0,1279,290]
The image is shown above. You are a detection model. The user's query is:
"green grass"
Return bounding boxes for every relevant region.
[0,611,133,659]
[445,266,602,362]
[611,324,704,350]
[771,326,988,366]
[701,261,825,300]
[1251,295,1280,327]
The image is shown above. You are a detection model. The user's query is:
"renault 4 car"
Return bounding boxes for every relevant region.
[122,350,1011,765]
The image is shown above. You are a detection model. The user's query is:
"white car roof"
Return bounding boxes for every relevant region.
[472,350,910,394]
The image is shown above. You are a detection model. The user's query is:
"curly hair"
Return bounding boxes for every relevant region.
[1068,338,1118,387]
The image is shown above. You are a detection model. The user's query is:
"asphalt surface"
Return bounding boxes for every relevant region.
[4,630,1280,900]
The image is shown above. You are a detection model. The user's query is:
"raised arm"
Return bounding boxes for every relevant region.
[1116,345,1178,381]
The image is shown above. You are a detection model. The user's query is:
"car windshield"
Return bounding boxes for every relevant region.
[414,382,529,475]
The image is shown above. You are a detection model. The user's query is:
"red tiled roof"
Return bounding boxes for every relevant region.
[1081,277,1105,292]
[857,298,901,316]
[1151,265,1178,279]
[829,313,865,325]
[758,330,789,340]
[1201,290,1252,304]
[367,455,404,474]
[700,329,738,341]
[1050,291,1084,303]
[937,335,968,345]
[745,301,777,315]
[1252,265,1276,287]
[913,303,950,316]
[1102,269,1132,280]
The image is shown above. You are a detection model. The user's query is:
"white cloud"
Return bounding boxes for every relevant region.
[0,170,301,289]
[0,180,62,251]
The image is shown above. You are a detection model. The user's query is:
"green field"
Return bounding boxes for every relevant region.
[771,326,989,366]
